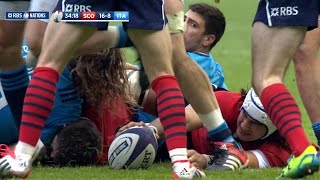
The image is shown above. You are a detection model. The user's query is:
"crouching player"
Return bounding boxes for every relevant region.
[31,49,133,167]
[0,68,101,168]
[0,48,132,169]
[40,49,134,166]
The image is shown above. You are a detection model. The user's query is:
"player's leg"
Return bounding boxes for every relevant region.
[252,1,320,177]
[125,0,204,178]
[128,26,201,179]
[165,0,236,147]
[0,3,98,178]
[24,18,47,67]
[25,0,130,67]
[293,21,320,147]
[24,0,58,61]
[252,22,320,178]
[0,1,30,127]
[26,19,124,61]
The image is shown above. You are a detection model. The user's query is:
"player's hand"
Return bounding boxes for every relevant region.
[187,150,207,169]
[119,121,160,139]
[119,121,145,132]
[125,63,139,71]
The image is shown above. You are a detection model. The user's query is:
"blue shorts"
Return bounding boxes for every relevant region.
[254,0,319,30]
[54,0,166,30]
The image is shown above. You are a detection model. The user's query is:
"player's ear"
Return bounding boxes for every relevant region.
[202,34,215,47]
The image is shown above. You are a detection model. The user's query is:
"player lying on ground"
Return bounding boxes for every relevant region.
[0,48,133,167]
[120,88,320,169]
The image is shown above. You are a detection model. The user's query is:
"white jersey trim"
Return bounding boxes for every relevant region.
[249,150,271,168]
[265,0,272,26]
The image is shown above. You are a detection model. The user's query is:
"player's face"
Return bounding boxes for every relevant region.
[184,10,206,52]
[235,110,267,141]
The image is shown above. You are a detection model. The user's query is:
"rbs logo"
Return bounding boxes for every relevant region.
[270,6,298,17]
[63,4,91,12]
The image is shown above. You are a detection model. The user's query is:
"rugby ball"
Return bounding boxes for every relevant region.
[108,126,158,169]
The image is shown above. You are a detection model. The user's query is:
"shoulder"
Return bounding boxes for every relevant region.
[215,91,243,108]
[215,91,242,127]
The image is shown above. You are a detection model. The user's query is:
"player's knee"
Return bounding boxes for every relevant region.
[293,44,311,75]
[25,37,42,58]
[294,44,309,63]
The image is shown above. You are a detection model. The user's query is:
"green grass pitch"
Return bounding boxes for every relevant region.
[28,0,320,179]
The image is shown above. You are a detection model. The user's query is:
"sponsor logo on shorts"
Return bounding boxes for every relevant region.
[270,6,298,17]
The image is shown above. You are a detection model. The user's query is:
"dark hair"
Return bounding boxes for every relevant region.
[52,119,102,166]
[70,48,136,114]
[189,3,226,49]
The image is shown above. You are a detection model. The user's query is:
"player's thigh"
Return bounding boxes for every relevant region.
[127,27,173,81]
[37,0,111,70]
[123,0,173,81]
[252,22,306,90]
[26,0,58,48]
[302,20,320,53]
[37,20,96,71]
[25,20,47,55]
[252,0,315,89]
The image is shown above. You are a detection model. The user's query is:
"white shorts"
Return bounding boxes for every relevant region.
[29,0,58,23]
[0,1,30,19]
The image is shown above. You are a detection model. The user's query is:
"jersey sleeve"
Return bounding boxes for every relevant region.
[215,91,243,132]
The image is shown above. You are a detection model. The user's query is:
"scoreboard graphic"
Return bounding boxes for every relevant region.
[5,11,129,22]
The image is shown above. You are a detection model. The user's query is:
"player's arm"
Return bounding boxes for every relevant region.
[245,151,262,168]
[25,25,133,68]
[73,26,133,56]
[187,149,266,169]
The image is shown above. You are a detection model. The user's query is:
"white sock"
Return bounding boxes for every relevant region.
[198,109,225,131]
[14,141,35,160]
[169,148,188,164]
[30,140,45,163]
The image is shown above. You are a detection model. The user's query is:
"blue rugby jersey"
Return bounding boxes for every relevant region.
[187,51,228,90]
